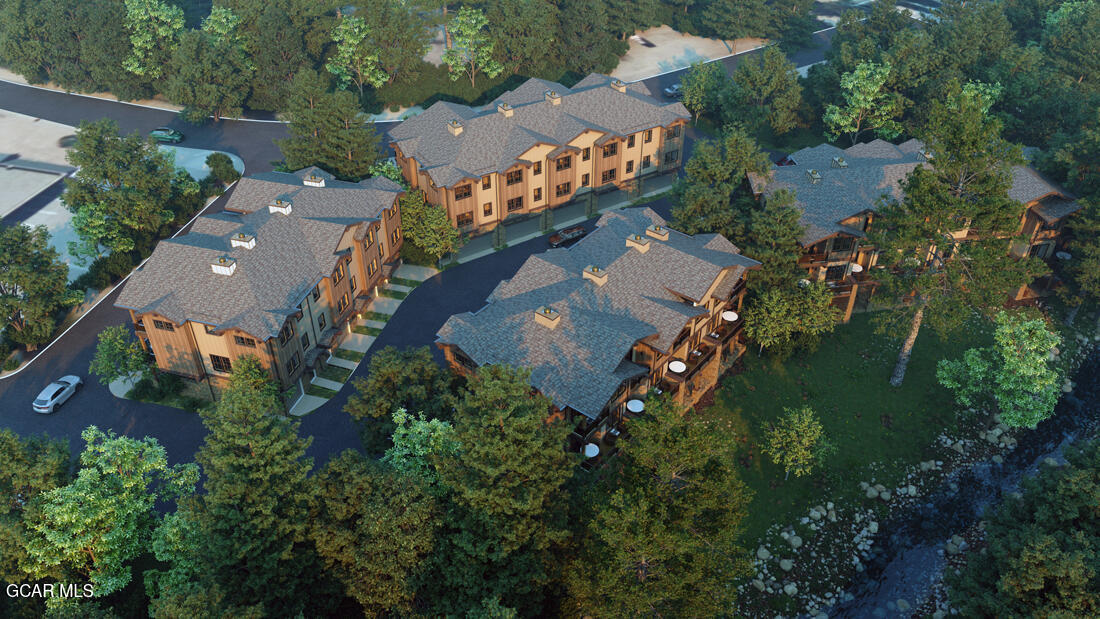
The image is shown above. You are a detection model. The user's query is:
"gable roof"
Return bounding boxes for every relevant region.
[436,207,759,419]
[389,74,689,188]
[756,139,1081,245]
[115,169,403,340]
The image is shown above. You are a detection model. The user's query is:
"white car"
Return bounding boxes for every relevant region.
[33,376,82,414]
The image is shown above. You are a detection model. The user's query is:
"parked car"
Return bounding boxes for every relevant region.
[33,376,82,414]
[663,83,683,99]
[549,225,587,248]
[149,127,184,143]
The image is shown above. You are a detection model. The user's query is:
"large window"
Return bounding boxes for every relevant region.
[581,173,589,186]
[556,182,571,197]
[582,147,591,161]
[287,352,301,373]
[349,275,357,292]
[483,202,493,216]
[332,263,345,285]
[153,319,174,332]
[337,292,349,312]
[455,184,472,200]
[642,155,651,168]
[533,187,542,202]
[210,354,232,374]
[300,332,311,350]
[482,176,491,189]
[831,236,854,253]
[507,196,523,212]
[601,169,617,183]
[603,143,617,158]
[627,135,635,148]
[391,228,401,245]
[278,322,295,346]
[317,313,326,330]
[506,169,523,185]
[556,156,571,171]
[664,150,677,165]
[456,212,473,226]
[367,259,378,277]
[312,285,321,301]
[234,335,255,348]
[626,160,634,174]
[644,129,653,143]
[825,265,846,281]
[533,161,542,175]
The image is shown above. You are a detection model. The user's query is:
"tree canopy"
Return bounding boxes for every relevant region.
[0,225,82,349]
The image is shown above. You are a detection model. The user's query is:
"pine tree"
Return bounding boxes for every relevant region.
[732,45,804,135]
[743,188,807,295]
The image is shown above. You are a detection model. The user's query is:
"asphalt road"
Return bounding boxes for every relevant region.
[0,29,834,464]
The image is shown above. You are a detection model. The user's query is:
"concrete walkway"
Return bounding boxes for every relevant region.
[310,375,344,391]
[394,264,440,281]
[368,296,403,314]
[290,394,327,416]
[341,332,376,353]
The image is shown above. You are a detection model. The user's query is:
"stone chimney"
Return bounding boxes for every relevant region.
[545,90,561,105]
[582,264,608,286]
[211,256,237,276]
[645,223,669,241]
[230,232,256,250]
[447,119,463,136]
[610,79,626,93]
[497,102,514,117]
[626,233,650,253]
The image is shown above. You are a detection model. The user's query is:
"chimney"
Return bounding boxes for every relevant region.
[533,305,560,329]
[582,264,608,286]
[626,233,650,253]
[211,256,237,276]
[645,223,669,241]
[447,119,463,136]
[610,78,626,93]
[831,156,847,169]
[268,199,292,215]
[230,232,256,250]
[545,90,561,105]
[303,174,325,187]
[919,148,933,161]
[497,102,514,117]
[807,169,821,184]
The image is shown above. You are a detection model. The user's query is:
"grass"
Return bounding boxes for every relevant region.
[126,375,214,413]
[698,312,995,542]
[316,364,352,384]
[389,276,421,288]
[306,383,339,399]
[354,325,384,337]
[362,311,391,322]
[379,288,408,299]
[332,348,366,362]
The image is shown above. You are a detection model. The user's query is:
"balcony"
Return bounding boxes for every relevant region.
[798,252,829,266]
[704,316,744,345]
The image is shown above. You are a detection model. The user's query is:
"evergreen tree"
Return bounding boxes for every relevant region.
[277,70,383,180]
[164,29,253,122]
[557,0,626,74]
[358,0,434,84]
[243,7,309,112]
[732,45,804,135]
[742,188,807,295]
[0,430,70,584]
[146,357,320,616]
[1058,199,1100,307]
[0,225,82,349]
[705,0,773,41]
[565,396,752,616]
[1041,0,1100,94]
[485,0,561,76]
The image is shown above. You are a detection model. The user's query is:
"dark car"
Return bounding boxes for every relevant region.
[663,83,683,99]
[149,127,184,143]
[548,225,587,248]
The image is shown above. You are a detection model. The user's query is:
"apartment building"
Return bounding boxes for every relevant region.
[436,208,759,461]
[389,74,690,235]
[749,139,1082,321]
[115,167,404,390]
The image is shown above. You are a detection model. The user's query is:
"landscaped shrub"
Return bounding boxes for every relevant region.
[205,152,240,184]
[3,357,20,372]
[102,251,135,280]
[400,239,437,267]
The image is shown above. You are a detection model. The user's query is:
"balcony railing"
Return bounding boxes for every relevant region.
[798,252,829,266]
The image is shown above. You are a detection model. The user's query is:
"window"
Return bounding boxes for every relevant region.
[666,125,681,139]
[300,332,311,350]
[349,275,356,292]
[204,324,217,334]
[581,173,590,186]
[533,187,542,202]
[391,228,401,244]
[318,313,327,330]
[556,157,571,171]
[482,176,491,189]
[555,182,571,197]
[455,184,472,200]
[825,265,846,281]
[664,150,677,165]
[1029,243,1051,259]
[507,196,523,212]
[603,143,617,158]
[483,202,493,216]
[627,135,635,148]
[287,352,300,373]
[533,161,542,175]
[337,292,349,312]
[210,354,232,374]
[312,285,321,301]
[457,212,473,226]
[234,335,256,348]
[601,169,617,183]
[332,263,345,286]
[364,227,375,247]
[626,160,634,174]
[506,169,523,185]
[831,236,854,253]
[278,322,295,346]
[153,320,174,332]
[582,147,591,161]
[645,129,653,143]
[367,259,377,277]
[642,155,651,168]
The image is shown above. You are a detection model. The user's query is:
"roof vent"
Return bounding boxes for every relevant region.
[447,119,463,136]
[645,224,669,241]
[268,199,292,215]
[626,233,650,253]
[545,90,561,105]
[534,305,560,329]
[582,264,608,286]
[211,256,237,276]
[807,169,822,184]
[303,174,325,187]
[497,102,514,118]
[831,156,847,169]
[919,148,933,161]
[610,78,626,93]
[230,232,256,250]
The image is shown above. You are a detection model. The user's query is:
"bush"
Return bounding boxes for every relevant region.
[400,239,437,267]
[102,251,135,280]
[3,357,20,372]
[205,152,240,184]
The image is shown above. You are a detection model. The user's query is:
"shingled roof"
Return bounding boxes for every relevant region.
[116,169,403,340]
[388,74,689,188]
[755,139,1081,246]
[436,208,759,419]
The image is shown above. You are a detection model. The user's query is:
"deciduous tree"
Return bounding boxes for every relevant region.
[743,282,839,354]
[382,409,459,487]
[325,16,388,97]
[824,61,904,145]
[0,430,70,584]
[557,0,626,75]
[762,406,827,479]
[485,0,560,76]
[357,0,433,84]
[442,7,503,87]
[164,29,253,122]
[398,189,464,262]
[89,325,152,387]
[680,60,730,123]
[732,45,803,135]
[0,225,82,349]
[122,0,185,80]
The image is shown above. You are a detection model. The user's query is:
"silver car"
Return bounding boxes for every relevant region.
[33,376,82,414]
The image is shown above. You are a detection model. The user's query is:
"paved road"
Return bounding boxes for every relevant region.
[0,26,835,464]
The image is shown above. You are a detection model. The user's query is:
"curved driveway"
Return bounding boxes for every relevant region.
[0,28,833,464]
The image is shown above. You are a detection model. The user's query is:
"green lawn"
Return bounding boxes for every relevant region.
[354,325,384,337]
[331,348,366,362]
[316,364,352,384]
[306,383,339,399]
[362,311,391,322]
[389,276,421,288]
[699,312,994,542]
[379,288,408,299]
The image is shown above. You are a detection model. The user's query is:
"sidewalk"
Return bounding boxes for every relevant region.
[454,172,676,264]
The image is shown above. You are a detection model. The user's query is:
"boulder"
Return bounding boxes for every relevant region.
[907,484,919,497]
[868,521,879,534]
[920,461,933,471]
[789,535,803,549]
[897,599,911,612]
[783,583,798,596]
[827,509,837,523]
[780,559,794,572]
[860,481,870,490]
[992,455,1004,464]
[951,441,966,454]
[1062,379,1074,393]
[879,491,892,501]
[933,611,946,619]
[757,547,771,561]
[866,487,880,499]
[752,579,766,592]
[873,483,887,493]
[1044,457,1061,467]
[826,502,834,510]
[945,542,959,555]
[951,535,964,546]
